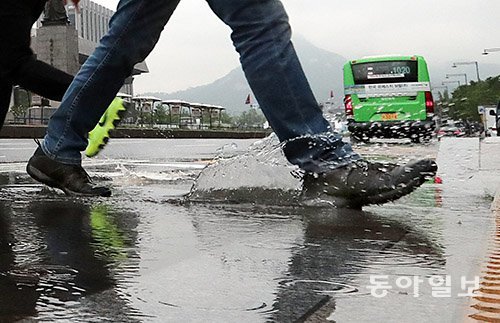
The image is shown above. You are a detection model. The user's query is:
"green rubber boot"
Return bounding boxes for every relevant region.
[86,98,129,158]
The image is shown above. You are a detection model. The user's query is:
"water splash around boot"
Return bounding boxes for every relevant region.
[186,134,303,206]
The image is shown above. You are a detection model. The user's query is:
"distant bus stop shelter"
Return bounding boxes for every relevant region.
[133,96,162,127]
[162,100,225,129]
[190,103,225,129]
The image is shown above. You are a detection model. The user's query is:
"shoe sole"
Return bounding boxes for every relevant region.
[345,172,434,208]
[86,103,128,158]
[27,164,109,197]
[301,158,437,209]
[351,176,427,208]
[301,172,434,209]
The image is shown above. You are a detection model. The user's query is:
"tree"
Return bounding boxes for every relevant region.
[219,112,233,125]
[139,111,153,127]
[438,76,500,122]
[153,105,169,124]
[437,89,450,102]
[234,108,267,128]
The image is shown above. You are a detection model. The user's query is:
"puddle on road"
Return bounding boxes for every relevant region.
[0,138,494,322]
[0,186,453,322]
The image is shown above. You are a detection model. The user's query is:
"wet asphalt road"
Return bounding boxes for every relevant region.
[0,137,497,322]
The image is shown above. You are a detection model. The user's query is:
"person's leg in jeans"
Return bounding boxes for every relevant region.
[206,0,359,174]
[40,0,180,164]
[206,0,437,207]
[27,0,181,196]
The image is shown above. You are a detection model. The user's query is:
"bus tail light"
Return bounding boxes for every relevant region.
[425,91,434,115]
[344,95,353,117]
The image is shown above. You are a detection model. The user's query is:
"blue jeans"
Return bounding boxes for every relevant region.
[41,0,359,173]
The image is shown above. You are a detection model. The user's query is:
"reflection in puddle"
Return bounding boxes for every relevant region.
[266,206,446,322]
[0,199,141,322]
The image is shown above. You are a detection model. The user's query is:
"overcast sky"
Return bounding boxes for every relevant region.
[92,0,500,94]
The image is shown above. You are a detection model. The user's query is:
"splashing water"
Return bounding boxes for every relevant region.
[187,134,303,205]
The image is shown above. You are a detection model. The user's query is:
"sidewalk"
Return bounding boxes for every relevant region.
[478,137,500,194]
[467,137,500,322]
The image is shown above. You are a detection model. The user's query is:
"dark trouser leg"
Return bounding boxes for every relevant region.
[0,79,12,127]
[0,0,72,107]
[13,59,73,102]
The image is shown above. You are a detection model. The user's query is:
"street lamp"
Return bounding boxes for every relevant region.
[446,73,468,85]
[483,48,500,55]
[452,61,480,82]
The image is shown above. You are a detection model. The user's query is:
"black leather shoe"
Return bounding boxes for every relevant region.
[302,159,437,208]
[26,147,111,197]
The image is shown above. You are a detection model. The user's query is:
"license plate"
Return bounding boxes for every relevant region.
[381,113,398,121]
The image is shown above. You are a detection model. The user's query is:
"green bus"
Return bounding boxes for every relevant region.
[343,55,435,143]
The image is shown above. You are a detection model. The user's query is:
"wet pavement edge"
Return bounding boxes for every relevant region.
[456,137,500,322]
[466,189,500,322]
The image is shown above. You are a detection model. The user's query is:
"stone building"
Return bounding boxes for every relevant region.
[6,0,149,124]
[31,0,148,102]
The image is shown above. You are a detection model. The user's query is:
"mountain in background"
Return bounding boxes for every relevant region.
[143,36,347,115]
[142,36,500,115]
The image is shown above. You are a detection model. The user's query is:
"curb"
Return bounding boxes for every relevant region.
[0,125,272,140]
[468,189,500,322]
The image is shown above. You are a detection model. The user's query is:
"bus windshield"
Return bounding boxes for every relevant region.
[352,61,418,85]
